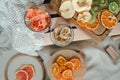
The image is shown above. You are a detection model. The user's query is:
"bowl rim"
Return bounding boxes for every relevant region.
[24,8,51,32]
[50,23,74,47]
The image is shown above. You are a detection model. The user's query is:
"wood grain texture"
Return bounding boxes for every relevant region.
[50,0,120,42]
[105,46,120,60]
[112,35,120,41]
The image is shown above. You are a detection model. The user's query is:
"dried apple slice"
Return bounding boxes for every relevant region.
[72,0,92,12]
[59,1,75,19]
[77,11,92,22]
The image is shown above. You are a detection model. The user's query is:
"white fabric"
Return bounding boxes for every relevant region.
[0,27,120,80]
[0,0,44,56]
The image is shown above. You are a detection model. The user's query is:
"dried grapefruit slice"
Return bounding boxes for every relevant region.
[26,9,50,31]
[57,56,67,65]
[62,69,73,79]
[100,9,117,29]
[15,70,29,80]
[70,58,81,71]
[52,63,60,77]
[21,64,35,80]
[65,61,75,71]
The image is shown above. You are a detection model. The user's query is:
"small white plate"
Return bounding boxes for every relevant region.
[5,54,44,80]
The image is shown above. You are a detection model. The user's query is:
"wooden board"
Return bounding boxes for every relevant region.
[47,49,86,80]
[49,0,120,42]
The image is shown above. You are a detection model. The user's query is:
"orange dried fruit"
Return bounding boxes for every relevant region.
[57,56,67,66]
[21,64,35,80]
[59,65,67,73]
[15,70,29,80]
[77,20,88,27]
[100,9,117,29]
[77,19,99,31]
[65,61,75,71]
[70,58,81,71]
[86,18,99,31]
[55,73,62,79]
[62,69,73,79]
[56,76,66,80]
[52,63,60,77]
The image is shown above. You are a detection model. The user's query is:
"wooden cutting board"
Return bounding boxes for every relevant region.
[49,0,120,42]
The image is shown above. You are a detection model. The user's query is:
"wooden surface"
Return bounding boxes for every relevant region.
[105,46,120,60]
[40,4,120,45]
[49,0,120,42]
[47,49,86,80]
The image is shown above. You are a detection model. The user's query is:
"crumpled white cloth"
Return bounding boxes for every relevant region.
[0,0,45,56]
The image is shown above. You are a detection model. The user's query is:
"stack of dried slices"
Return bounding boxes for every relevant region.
[51,56,82,80]
[15,64,35,80]
[59,0,120,30]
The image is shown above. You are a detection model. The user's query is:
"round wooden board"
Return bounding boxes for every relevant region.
[4,54,45,80]
[47,49,86,80]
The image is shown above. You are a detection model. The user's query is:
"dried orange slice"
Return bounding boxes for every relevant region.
[59,65,67,73]
[77,20,88,27]
[100,9,117,29]
[56,76,66,80]
[86,18,99,31]
[77,19,99,31]
[57,56,67,65]
[55,73,62,79]
[70,58,81,71]
[65,61,75,71]
[62,69,73,79]
[52,63,60,77]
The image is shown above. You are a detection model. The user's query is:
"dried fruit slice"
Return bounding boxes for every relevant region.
[108,2,119,13]
[59,1,75,19]
[77,12,92,22]
[26,9,50,31]
[21,64,35,80]
[100,10,117,29]
[77,20,88,27]
[70,58,81,71]
[15,70,29,80]
[60,27,71,39]
[62,69,73,79]
[65,62,75,71]
[72,0,92,12]
[86,18,99,31]
[55,74,66,80]
[52,63,60,77]
[77,11,92,28]
[57,56,67,65]
[59,65,67,73]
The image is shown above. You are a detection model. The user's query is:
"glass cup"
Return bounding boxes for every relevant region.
[50,23,74,47]
[24,2,51,32]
